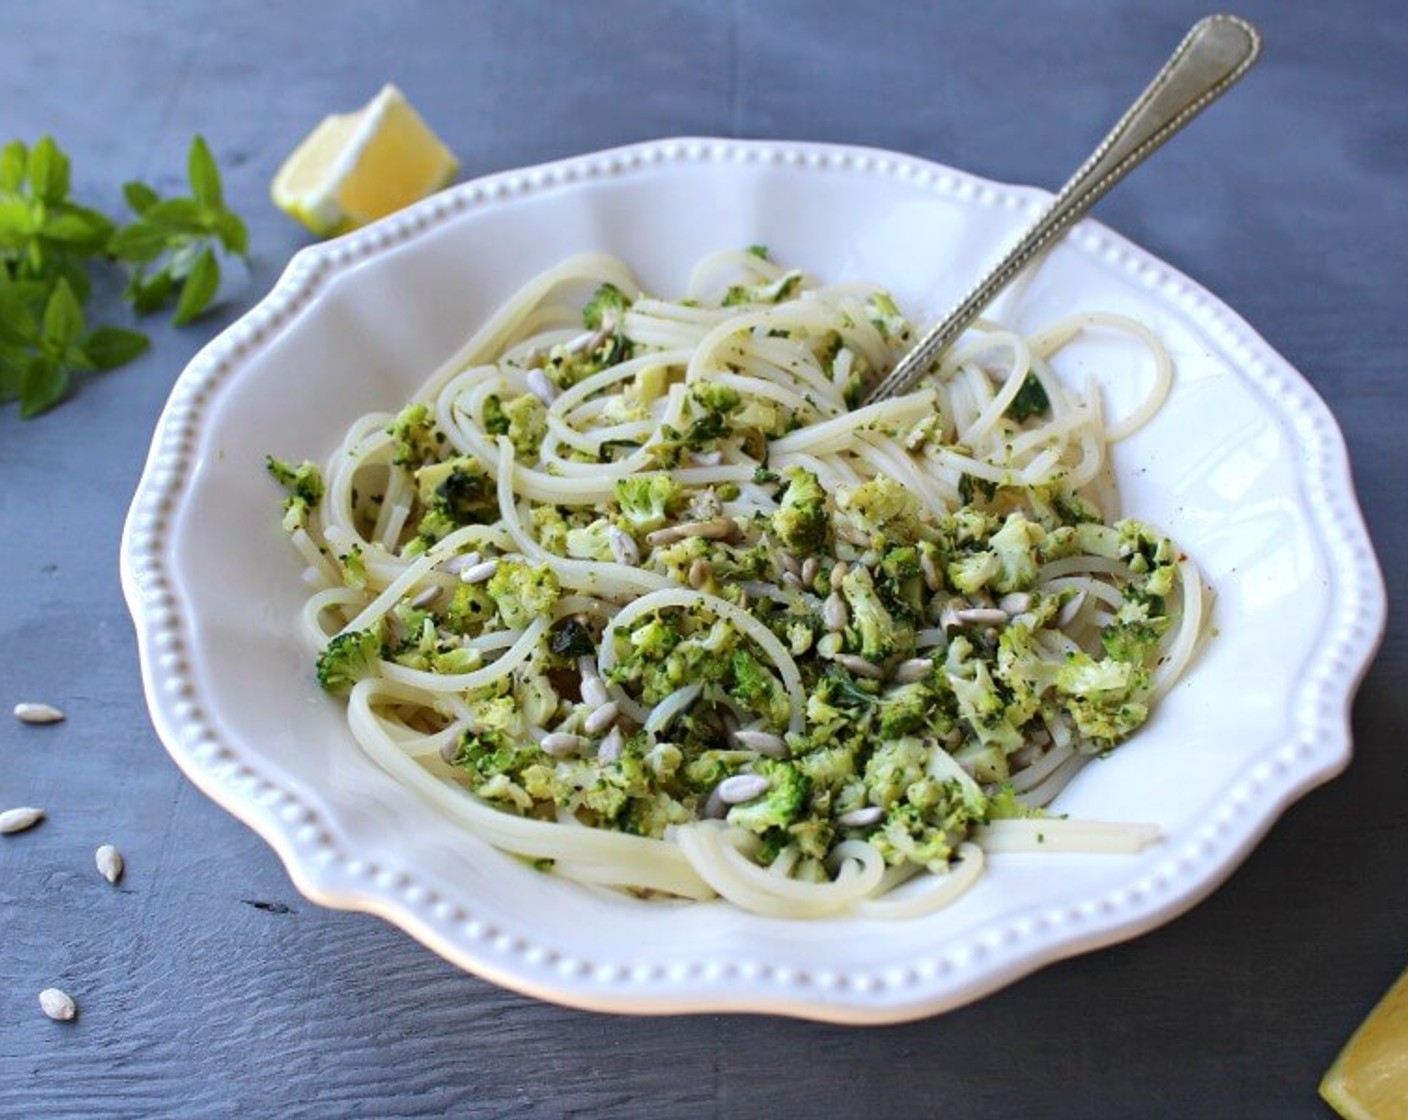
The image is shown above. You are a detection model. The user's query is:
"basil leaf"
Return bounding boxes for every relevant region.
[128,268,174,315]
[109,220,169,263]
[0,140,27,193]
[41,278,85,350]
[27,136,69,205]
[211,207,248,255]
[83,325,149,370]
[187,135,223,211]
[19,354,68,417]
[123,180,160,215]
[172,246,219,325]
[0,346,24,402]
[142,197,206,235]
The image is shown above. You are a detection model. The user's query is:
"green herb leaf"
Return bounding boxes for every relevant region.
[128,268,174,315]
[41,278,84,351]
[108,220,169,263]
[82,325,149,370]
[1004,372,1051,423]
[141,196,206,235]
[172,246,219,325]
[0,140,27,193]
[211,207,248,255]
[26,136,70,204]
[187,135,224,211]
[43,205,113,250]
[122,180,159,215]
[19,354,68,417]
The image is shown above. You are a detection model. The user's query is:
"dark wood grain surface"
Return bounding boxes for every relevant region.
[2,2,1403,1116]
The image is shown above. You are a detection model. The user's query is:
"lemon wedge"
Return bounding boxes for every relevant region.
[1322,963,1408,1119]
[271,83,459,236]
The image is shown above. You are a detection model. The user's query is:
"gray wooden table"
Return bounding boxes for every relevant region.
[2,2,1404,1116]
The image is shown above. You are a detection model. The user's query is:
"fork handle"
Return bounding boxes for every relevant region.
[863,14,1262,405]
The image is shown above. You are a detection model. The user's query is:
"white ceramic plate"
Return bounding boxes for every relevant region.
[121,138,1385,1023]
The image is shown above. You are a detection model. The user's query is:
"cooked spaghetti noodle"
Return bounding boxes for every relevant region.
[268,248,1204,920]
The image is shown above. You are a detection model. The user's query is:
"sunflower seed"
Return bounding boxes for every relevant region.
[816,632,844,659]
[1057,590,1088,628]
[608,526,640,566]
[954,607,1007,627]
[410,586,441,610]
[730,728,788,758]
[892,658,933,685]
[441,551,482,575]
[836,805,885,828]
[687,559,712,588]
[829,561,849,591]
[833,653,885,680]
[580,676,609,709]
[583,701,619,736]
[690,449,724,467]
[998,592,1033,615]
[38,988,76,1022]
[439,738,462,764]
[540,732,585,758]
[597,726,624,764]
[459,559,500,585]
[777,551,800,578]
[800,557,820,587]
[0,807,44,835]
[95,844,124,885]
[781,571,803,590]
[14,702,64,724]
[823,592,849,632]
[525,367,558,405]
[678,517,736,541]
[717,774,771,805]
[919,550,942,592]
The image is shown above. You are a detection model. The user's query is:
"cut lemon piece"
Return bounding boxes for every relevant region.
[1322,963,1408,1119]
[272,83,458,236]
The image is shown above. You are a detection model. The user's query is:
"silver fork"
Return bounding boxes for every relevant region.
[862,14,1262,406]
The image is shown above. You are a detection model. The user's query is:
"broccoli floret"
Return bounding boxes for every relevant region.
[730,648,791,728]
[486,559,561,628]
[413,457,496,542]
[870,800,958,871]
[565,517,615,562]
[834,475,923,547]
[770,466,828,555]
[947,655,1023,753]
[946,550,1001,596]
[682,749,755,792]
[987,512,1045,593]
[984,783,1048,821]
[266,455,325,532]
[531,505,570,554]
[791,743,859,795]
[387,402,443,467]
[875,682,936,739]
[613,474,682,533]
[315,629,382,695]
[583,282,630,330]
[863,737,929,808]
[865,291,912,341]
[1100,619,1166,664]
[722,268,803,306]
[725,759,811,836]
[1055,651,1149,744]
[840,563,901,663]
[338,545,367,590]
[482,392,546,458]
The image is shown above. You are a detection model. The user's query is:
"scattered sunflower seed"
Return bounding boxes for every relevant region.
[441,551,482,575]
[777,552,800,578]
[730,729,788,758]
[829,561,850,591]
[596,726,624,764]
[525,367,558,405]
[716,774,771,805]
[836,806,886,828]
[38,988,76,1022]
[14,702,64,724]
[687,558,712,589]
[580,676,609,709]
[998,592,1033,615]
[892,658,933,685]
[816,632,844,659]
[606,527,638,567]
[800,557,820,587]
[540,732,585,758]
[0,807,45,835]
[918,551,942,592]
[459,558,500,585]
[1057,589,1088,628]
[583,701,619,736]
[832,653,885,680]
[409,586,441,610]
[95,844,124,885]
[439,738,462,764]
[953,607,1007,627]
[823,592,849,632]
[781,570,804,590]
[677,517,736,541]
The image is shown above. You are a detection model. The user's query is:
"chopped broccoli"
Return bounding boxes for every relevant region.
[387,402,443,467]
[413,457,496,542]
[483,392,546,458]
[315,629,382,695]
[946,550,1001,596]
[613,474,682,532]
[486,559,561,628]
[834,475,923,546]
[840,563,901,663]
[987,512,1045,593]
[583,282,630,330]
[266,455,325,532]
[722,268,803,307]
[770,466,828,555]
[729,648,791,728]
[565,517,616,562]
[863,737,929,808]
[875,682,936,739]
[725,759,811,835]
[865,291,912,341]
[1100,618,1166,664]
